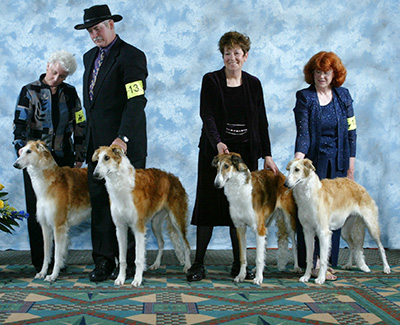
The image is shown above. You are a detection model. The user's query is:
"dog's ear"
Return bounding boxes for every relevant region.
[92,149,100,162]
[111,145,125,158]
[211,155,220,168]
[231,153,247,172]
[303,159,316,172]
[286,159,295,171]
[35,141,47,152]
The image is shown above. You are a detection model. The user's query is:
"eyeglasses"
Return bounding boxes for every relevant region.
[314,70,333,77]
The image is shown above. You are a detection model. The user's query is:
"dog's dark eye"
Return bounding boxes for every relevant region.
[294,167,300,172]
[26,149,32,154]
[104,156,110,161]
[223,164,229,169]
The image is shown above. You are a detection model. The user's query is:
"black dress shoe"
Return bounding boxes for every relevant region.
[109,265,136,280]
[231,263,255,280]
[186,262,206,282]
[89,259,115,282]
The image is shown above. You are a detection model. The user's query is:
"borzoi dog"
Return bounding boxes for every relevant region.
[212,153,299,285]
[285,158,390,285]
[92,145,191,287]
[13,140,91,282]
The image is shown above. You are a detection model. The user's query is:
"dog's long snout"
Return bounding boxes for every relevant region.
[92,171,102,180]
[13,160,22,170]
[214,173,224,189]
[283,179,292,189]
[214,179,222,189]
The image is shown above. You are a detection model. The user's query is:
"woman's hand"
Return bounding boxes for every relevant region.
[264,156,279,175]
[347,157,355,181]
[217,142,229,155]
[294,152,305,160]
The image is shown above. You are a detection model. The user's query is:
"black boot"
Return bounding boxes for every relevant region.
[89,258,115,282]
[186,262,206,282]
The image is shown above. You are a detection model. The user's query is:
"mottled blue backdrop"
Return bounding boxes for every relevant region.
[1,0,399,252]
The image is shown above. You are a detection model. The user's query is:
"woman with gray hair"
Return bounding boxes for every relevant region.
[47,50,78,75]
[13,50,86,273]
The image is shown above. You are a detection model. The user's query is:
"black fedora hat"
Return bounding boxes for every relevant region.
[74,4,122,30]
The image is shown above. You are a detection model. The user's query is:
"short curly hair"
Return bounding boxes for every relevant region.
[48,50,77,76]
[219,31,251,55]
[303,51,347,87]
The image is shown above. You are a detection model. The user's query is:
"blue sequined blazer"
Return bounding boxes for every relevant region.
[293,85,357,171]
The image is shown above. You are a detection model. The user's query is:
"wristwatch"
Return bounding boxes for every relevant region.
[118,135,129,143]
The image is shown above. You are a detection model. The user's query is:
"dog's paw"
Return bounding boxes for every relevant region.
[114,277,126,286]
[234,275,245,283]
[44,275,57,282]
[34,272,46,279]
[131,277,142,287]
[383,266,391,274]
[342,263,353,270]
[360,264,371,273]
[253,276,263,285]
[299,275,310,283]
[183,264,191,273]
[149,262,160,270]
[293,266,303,273]
[315,276,326,285]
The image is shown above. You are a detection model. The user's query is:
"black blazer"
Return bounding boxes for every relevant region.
[198,67,272,161]
[83,36,148,162]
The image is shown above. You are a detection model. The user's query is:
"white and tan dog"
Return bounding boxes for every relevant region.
[213,153,299,285]
[13,140,91,282]
[285,158,390,285]
[92,145,191,287]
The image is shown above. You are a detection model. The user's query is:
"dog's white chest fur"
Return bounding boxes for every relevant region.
[224,177,255,229]
[104,167,138,223]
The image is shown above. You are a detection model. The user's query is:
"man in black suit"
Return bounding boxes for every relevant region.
[75,4,148,282]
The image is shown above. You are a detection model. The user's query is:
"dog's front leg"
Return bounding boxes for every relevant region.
[299,228,314,283]
[315,230,332,285]
[114,224,128,286]
[132,231,146,287]
[254,231,266,285]
[35,223,52,279]
[234,226,247,283]
[45,225,68,282]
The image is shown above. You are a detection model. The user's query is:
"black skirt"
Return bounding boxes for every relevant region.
[191,142,257,227]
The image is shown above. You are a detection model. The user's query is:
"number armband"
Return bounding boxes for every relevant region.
[347,116,357,131]
[75,109,86,123]
[125,80,145,99]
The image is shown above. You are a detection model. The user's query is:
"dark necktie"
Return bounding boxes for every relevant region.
[89,49,105,101]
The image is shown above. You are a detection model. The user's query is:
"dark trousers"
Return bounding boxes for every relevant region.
[23,154,74,270]
[87,145,145,267]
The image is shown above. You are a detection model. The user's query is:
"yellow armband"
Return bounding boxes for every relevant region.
[75,109,86,123]
[347,116,356,131]
[125,80,145,99]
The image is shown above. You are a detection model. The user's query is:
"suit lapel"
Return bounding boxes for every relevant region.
[84,48,98,109]
[91,38,122,104]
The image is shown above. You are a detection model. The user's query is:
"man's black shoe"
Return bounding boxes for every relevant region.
[109,265,136,280]
[89,259,115,282]
[231,262,255,280]
[186,262,205,282]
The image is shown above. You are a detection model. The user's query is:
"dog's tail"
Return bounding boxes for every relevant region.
[165,174,191,266]
[166,218,186,265]
[275,210,290,271]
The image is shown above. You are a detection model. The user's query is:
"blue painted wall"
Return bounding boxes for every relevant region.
[1,0,399,251]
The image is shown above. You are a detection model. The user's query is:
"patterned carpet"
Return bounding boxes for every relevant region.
[0,249,399,324]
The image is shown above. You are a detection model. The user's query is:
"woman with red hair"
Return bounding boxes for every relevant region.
[293,51,357,280]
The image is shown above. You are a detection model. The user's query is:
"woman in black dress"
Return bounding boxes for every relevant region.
[187,31,279,281]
